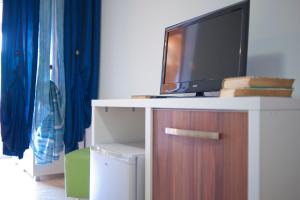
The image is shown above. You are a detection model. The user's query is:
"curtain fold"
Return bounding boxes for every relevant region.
[64,0,100,153]
[1,0,40,159]
[51,0,66,161]
[31,0,65,164]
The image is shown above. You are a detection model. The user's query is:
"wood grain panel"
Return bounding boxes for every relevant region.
[153,109,248,200]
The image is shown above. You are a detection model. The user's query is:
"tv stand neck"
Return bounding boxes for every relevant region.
[195,92,205,97]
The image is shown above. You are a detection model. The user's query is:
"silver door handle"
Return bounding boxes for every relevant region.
[165,127,220,140]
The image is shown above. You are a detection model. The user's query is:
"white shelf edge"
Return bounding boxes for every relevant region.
[92,97,300,111]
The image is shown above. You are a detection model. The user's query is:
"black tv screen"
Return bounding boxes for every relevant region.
[160,0,249,96]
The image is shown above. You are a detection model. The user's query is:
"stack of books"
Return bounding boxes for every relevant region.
[220,76,294,97]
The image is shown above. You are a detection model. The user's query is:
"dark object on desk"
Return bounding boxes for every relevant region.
[160,0,250,96]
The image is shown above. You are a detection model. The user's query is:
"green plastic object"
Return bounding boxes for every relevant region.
[65,148,90,198]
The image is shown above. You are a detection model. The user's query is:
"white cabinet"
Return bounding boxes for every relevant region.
[91,97,300,200]
[18,147,64,180]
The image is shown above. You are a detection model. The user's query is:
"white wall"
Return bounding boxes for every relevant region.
[100,0,300,99]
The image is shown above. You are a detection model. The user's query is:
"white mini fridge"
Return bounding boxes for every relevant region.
[90,143,145,200]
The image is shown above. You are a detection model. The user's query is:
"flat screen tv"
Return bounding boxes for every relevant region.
[160,0,249,96]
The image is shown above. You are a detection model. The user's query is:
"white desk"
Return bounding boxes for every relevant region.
[92,97,300,200]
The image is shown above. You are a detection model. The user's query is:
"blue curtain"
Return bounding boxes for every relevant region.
[64,0,100,153]
[1,0,40,158]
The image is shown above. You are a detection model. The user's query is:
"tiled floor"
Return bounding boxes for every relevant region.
[0,158,67,200]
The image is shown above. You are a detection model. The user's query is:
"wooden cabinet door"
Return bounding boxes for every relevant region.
[153,109,248,200]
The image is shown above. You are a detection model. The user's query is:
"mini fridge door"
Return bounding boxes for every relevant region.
[90,143,145,200]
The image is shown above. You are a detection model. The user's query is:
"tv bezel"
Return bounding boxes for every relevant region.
[160,0,250,96]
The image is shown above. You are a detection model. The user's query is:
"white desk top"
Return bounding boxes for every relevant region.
[92,97,300,111]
